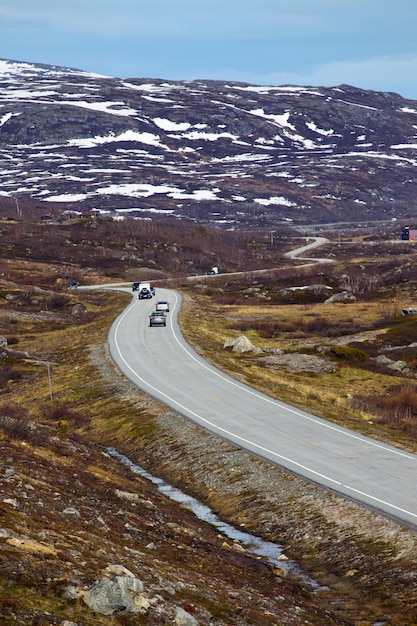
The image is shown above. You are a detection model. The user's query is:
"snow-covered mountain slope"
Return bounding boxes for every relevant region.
[1,58,417,227]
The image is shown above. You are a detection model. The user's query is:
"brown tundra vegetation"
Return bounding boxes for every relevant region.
[2,205,417,625]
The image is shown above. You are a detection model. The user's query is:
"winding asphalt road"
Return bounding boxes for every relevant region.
[108,287,417,530]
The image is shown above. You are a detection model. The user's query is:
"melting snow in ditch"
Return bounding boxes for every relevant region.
[108,448,320,588]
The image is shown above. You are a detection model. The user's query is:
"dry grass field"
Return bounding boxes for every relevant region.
[179,276,417,453]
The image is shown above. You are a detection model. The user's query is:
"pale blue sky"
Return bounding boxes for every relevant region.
[1,0,417,99]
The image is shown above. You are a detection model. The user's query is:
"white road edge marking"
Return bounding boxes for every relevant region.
[112,293,417,522]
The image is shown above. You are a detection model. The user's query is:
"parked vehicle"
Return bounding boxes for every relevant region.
[155,300,170,312]
[138,288,152,299]
[149,311,166,327]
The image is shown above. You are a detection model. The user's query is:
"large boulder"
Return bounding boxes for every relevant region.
[223,335,261,354]
[79,566,146,616]
[175,606,199,625]
[324,291,356,304]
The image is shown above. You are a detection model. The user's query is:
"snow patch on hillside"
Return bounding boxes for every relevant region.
[68,130,164,148]
[254,196,296,207]
[153,118,191,131]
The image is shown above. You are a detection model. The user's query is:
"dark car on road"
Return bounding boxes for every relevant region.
[149,311,167,327]
[138,288,152,299]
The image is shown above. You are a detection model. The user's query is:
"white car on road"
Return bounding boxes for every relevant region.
[155,300,170,312]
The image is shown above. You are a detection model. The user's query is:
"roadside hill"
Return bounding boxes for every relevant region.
[1,58,417,227]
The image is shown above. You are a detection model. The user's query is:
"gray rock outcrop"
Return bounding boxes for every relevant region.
[175,606,200,625]
[81,569,145,616]
[324,291,357,304]
[223,335,262,354]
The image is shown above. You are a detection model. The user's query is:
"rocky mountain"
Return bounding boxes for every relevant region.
[1,58,417,228]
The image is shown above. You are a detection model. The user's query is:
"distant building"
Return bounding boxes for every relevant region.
[401,227,417,241]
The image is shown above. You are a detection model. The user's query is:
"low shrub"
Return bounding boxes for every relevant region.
[330,345,369,362]
[377,316,417,346]
[0,365,23,388]
[352,384,417,437]
[45,293,68,310]
[5,335,19,345]
[41,401,89,428]
[229,316,369,339]
[0,403,47,445]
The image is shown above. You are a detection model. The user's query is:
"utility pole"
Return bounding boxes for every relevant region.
[46,362,53,401]
[14,196,22,218]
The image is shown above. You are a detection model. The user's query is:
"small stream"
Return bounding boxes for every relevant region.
[108,448,319,587]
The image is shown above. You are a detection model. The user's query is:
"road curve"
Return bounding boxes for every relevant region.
[108,288,417,530]
[284,236,333,265]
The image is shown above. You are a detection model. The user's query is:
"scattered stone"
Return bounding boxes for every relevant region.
[104,564,136,578]
[376,355,392,365]
[375,355,408,371]
[4,348,30,359]
[273,566,289,578]
[63,586,84,601]
[258,353,334,374]
[71,303,86,316]
[175,606,199,626]
[232,541,245,552]
[388,360,408,371]
[324,291,356,304]
[62,507,81,517]
[115,489,140,503]
[3,498,19,508]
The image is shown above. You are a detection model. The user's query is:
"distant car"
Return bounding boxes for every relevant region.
[132,282,140,291]
[69,281,78,289]
[155,300,170,312]
[149,311,166,327]
[138,288,152,299]
[150,286,155,296]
